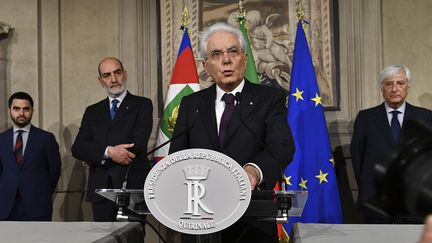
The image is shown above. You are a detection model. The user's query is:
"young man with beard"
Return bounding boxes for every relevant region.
[72,57,153,221]
[0,92,61,220]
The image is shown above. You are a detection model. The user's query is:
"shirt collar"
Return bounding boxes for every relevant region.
[216,80,245,102]
[385,101,406,114]
[13,123,31,133]
[108,90,127,104]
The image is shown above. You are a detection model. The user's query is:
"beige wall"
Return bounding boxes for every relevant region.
[1,0,432,233]
[0,0,161,241]
[382,0,432,109]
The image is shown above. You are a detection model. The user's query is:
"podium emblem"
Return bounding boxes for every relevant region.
[144,149,251,234]
[183,166,214,217]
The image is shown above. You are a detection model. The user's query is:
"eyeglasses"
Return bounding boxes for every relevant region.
[382,80,408,90]
[206,47,243,61]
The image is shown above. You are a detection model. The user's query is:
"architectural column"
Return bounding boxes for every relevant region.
[328,0,383,147]
[0,21,13,131]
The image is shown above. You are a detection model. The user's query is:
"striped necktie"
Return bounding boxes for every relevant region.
[111,99,119,120]
[14,130,24,164]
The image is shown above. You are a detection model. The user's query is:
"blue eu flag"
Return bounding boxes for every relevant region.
[284,20,343,234]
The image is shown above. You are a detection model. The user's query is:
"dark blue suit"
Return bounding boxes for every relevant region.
[169,81,295,243]
[350,102,432,222]
[72,92,153,221]
[0,125,61,220]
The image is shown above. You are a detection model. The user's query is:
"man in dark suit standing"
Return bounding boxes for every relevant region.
[169,22,295,243]
[0,92,61,221]
[72,57,153,222]
[351,64,432,223]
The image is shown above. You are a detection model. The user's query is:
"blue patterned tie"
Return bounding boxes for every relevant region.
[110,99,119,120]
[219,93,235,145]
[390,110,401,144]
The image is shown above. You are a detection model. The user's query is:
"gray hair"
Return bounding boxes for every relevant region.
[199,22,246,60]
[379,64,411,88]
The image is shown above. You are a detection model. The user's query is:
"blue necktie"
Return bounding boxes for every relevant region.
[390,110,401,144]
[219,93,235,145]
[110,99,119,120]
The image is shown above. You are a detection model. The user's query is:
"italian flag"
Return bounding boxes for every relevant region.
[238,15,259,84]
[154,28,200,162]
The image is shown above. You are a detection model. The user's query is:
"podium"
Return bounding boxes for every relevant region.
[97,189,307,242]
[96,149,308,242]
[96,188,308,218]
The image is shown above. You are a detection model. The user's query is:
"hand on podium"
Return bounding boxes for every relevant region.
[243,165,260,190]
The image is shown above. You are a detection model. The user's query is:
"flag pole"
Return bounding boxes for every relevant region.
[153,5,200,162]
[235,0,260,84]
[181,5,190,30]
[296,0,309,43]
[237,0,246,25]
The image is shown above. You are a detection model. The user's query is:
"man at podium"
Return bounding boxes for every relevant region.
[169,22,295,243]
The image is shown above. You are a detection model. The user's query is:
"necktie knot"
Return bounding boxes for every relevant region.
[391,110,400,117]
[112,99,119,107]
[222,93,235,105]
[111,99,119,120]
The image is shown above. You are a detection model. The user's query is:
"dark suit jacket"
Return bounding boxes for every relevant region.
[169,81,295,241]
[0,125,61,220]
[350,102,432,207]
[72,91,153,202]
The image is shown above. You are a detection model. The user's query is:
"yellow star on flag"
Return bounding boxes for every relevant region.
[329,157,335,167]
[299,177,308,190]
[285,176,292,186]
[292,88,304,102]
[315,170,329,184]
[311,93,322,106]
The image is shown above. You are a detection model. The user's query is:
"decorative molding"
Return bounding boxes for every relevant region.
[326,0,383,145]
[0,21,12,131]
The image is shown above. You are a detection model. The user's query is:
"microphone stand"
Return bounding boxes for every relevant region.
[115,180,130,221]
[115,108,200,222]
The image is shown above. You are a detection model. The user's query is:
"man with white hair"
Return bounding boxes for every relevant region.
[170,22,295,243]
[351,64,432,223]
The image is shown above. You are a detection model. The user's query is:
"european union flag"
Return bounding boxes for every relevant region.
[284,20,343,234]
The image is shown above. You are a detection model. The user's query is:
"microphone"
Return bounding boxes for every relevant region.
[116,107,200,221]
[122,107,200,186]
[235,92,291,223]
[147,107,200,157]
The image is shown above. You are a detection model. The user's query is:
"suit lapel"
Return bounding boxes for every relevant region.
[200,86,219,148]
[5,129,17,167]
[401,102,413,141]
[18,125,37,169]
[100,98,112,124]
[377,103,394,145]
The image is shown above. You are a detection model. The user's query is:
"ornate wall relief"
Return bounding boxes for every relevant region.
[160,0,339,108]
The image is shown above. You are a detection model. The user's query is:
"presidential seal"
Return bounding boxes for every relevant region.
[144,149,252,235]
